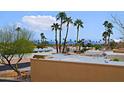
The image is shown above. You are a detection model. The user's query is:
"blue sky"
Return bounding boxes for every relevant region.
[0,11,124,41]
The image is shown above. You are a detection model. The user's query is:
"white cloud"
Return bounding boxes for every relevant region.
[22,15,56,31]
[114,39,123,42]
[19,15,73,40]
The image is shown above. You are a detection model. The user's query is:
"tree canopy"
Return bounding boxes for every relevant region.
[0,25,34,76]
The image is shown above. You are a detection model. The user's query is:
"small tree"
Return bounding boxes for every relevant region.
[0,26,34,77]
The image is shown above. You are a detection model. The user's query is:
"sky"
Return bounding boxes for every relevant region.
[0,11,124,42]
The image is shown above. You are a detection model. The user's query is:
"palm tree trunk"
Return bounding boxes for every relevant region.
[59,29,61,53]
[104,37,108,50]
[108,36,110,49]
[62,24,69,53]
[105,38,107,46]
[79,45,81,51]
[55,31,58,53]
[59,19,62,53]
[76,28,79,52]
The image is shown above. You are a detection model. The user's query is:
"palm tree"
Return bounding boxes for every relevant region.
[107,23,113,46]
[62,17,73,53]
[51,23,60,53]
[40,33,47,47]
[103,21,113,48]
[102,31,108,46]
[74,19,84,51]
[16,27,21,39]
[56,12,67,53]
[103,21,109,28]
[16,27,21,32]
[40,33,45,43]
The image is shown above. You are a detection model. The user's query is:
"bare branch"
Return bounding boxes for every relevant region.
[9,55,14,62]
[111,15,124,28]
[0,58,6,65]
[16,53,24,64]
[111,15,124,40]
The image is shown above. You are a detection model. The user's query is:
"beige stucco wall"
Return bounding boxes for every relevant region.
[31,59,124,82]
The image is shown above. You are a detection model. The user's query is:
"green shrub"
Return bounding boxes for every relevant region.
[93,44,102,50]
[80,48,88,53]
[33,55,46,59]
[112,58,120,61]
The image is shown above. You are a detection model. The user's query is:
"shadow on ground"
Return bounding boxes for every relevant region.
[0,62,30,71]
[0,79,20,82]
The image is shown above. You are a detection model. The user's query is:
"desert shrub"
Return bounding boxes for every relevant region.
[93,44,102,50]
[86,43,93,47]
[80,48,88,53]
[0,25,34,76]
[109,40,116,49]
[112,58,120,61]
[33,55,46,59]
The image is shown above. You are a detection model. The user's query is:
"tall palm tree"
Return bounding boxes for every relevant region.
[62,17,73,53]
[103,21,113,48]
[74,19,84,51]
[51,23,60,53]
[56,12,67,53]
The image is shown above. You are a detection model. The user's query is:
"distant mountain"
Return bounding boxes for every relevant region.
[48,40,103,45]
